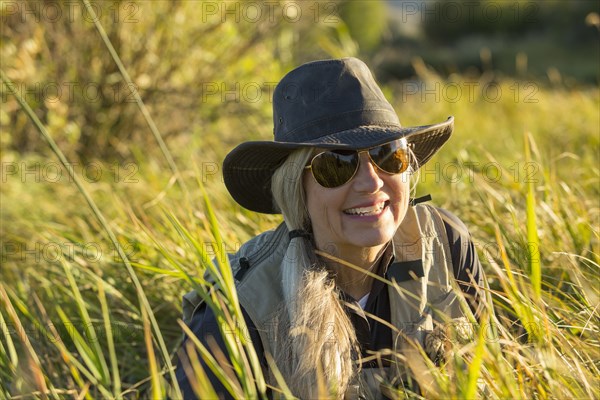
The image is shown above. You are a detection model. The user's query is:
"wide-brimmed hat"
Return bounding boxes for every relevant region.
[223,57,453,214]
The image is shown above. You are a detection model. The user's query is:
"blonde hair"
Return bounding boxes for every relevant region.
[408,146,420,199]
[270,148,359,399]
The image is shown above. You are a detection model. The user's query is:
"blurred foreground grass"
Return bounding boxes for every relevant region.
[1,73,598,398]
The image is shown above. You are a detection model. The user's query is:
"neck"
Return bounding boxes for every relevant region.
[315,244,387,300]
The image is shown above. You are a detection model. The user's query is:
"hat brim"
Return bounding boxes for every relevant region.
[223,116,453,214]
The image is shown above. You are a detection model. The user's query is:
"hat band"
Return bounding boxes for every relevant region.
[277,109,401,143]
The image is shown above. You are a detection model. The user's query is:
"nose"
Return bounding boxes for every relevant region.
[352,152,383,193]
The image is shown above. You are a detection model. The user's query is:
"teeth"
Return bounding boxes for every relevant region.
[344,202,386,216]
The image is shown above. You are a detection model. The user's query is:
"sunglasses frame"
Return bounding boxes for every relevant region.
[304,139,411,188]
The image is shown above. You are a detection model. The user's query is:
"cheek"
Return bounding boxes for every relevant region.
[303,174,323,225]
[394,173,411,198]
[303,175,343,233]
[390,175,411,220]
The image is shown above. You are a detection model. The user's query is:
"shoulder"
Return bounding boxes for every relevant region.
[411,204,473,245]
[430,206,472,241]
[223,224,290,326]
[202,222,289,282]
[232,222,289,264]
[421,205,480,275]
[428,205,484,282]
[425,207,486,318]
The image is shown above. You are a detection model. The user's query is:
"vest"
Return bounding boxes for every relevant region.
[182,204,471,398]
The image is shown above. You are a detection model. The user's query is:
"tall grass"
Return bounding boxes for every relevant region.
[2,9,599,399]
[2,78,598,397]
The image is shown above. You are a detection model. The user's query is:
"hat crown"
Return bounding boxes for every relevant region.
[273,58,401,143]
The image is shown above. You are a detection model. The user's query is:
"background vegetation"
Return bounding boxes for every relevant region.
[1,0,598,398]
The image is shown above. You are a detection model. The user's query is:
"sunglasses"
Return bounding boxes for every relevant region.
[304,139,410,188]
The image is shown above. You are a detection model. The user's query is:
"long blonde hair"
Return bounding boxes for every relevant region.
[270,148,359,398]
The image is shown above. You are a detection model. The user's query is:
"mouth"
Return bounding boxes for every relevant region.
[343,200,390,217]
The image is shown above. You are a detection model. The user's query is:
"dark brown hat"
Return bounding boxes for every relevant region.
[223,58,453,214]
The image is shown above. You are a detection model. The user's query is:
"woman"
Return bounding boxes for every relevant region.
[177,58,485,399]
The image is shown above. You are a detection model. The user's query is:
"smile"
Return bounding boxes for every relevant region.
[343,200,390,216]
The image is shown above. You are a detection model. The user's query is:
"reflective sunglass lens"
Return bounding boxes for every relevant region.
[369,141,408,174]
[311,151,358,188]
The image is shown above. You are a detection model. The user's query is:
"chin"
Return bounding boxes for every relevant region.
[349,228,395,248]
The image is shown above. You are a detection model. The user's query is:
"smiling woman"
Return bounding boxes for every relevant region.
[176,58,487,399]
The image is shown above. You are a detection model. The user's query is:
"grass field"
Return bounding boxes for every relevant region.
[1,2,599,398]
[2,73,598,398]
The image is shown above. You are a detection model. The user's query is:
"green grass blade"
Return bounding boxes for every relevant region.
[0,285,50,397]
[199,182,238,304]
[129,262,187,278]
[55,306,104,381]
[263,353,296,400]
[0,309,18,371]
[54,309,114,399]
[179,320,243,398]
[462,315,487,399]
[160,210,217,277]
[31,295,94,400]
[142,305,163,399]
[97,278,121,398]
[132,215,211,302]
[182,340,220,400]
[525,132,541,301]
[61,260,110,385]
